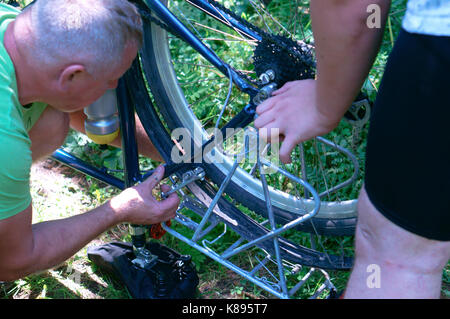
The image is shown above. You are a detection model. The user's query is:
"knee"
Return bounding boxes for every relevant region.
[355,187,450,275]
[353,217,378,262]
[354,189,382,256]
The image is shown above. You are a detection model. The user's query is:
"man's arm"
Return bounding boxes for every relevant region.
[0,166,179,281]
[0,203,116,281]
[255,0,391,163]
[311,0,390,124]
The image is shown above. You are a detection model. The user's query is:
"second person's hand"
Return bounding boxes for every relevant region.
[254,79,339,164]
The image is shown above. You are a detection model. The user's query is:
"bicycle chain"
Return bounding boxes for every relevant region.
[133,0,317,88]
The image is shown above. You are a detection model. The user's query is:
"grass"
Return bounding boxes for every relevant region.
[0,0,448,300]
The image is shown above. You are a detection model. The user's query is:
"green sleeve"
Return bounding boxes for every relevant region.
[0,128,32,220]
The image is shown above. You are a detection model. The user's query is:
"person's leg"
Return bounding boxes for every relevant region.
[343,29,450,298]
[344,186,450,299]
[28,106,70,162]
[68,110,163,162]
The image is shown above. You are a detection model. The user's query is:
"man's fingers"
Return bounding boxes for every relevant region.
[271,85,289,96]
[144,165,165,190]
[255,97,275,115]
[159,192,180,213]
[272,80,298,95]
[257,119,284,144]
[279,135,298,164]
[158,184,179,209]
[254,108,276,129]
[160,184,171,193]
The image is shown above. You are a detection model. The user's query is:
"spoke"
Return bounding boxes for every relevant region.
[308,221,334,267]
[249,0,274,34]
[201,37,255,42]
[193,22,255,43]
[188,84,226,109]
[296,3,309,42]
[186,0,259,42]
[312,139,332,201]
[173,0,205,40]
[315,136,360,198]
[210,1,260,41]
[287,0,300,37]
[251,0,292,36]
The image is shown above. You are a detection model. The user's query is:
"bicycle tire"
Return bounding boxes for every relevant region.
[136,0,359,237]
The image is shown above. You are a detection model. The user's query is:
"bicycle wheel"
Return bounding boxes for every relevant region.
[122,0,407,297]
[135,0,368,237]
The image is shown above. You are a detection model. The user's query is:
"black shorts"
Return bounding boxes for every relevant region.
[364,29,450,241]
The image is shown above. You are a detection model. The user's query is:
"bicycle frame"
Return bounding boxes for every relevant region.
[50,0,349,298]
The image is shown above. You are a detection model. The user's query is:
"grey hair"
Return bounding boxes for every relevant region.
[26,0,143,76]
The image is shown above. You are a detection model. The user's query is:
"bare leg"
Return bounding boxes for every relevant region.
[68,110,163,162]
[28,106,70,162]
[345,186,450,299]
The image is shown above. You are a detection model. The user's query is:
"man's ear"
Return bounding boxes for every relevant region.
[57,64,86,91]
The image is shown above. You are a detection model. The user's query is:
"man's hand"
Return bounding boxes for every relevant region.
[110,165,180,225]
[253,0,390,165]
[254,80,338,164]
[0,165,179,281]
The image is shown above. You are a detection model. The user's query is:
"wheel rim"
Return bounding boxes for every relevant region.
[145,0,363,221]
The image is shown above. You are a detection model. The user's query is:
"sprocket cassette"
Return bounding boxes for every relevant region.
[253,34,316,88]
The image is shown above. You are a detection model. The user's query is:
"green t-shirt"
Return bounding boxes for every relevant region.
[0,3,47,220]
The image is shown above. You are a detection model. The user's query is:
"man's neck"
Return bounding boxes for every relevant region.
[4,14,47,106]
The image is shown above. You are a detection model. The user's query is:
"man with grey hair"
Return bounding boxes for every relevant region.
[0,0,179,281]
